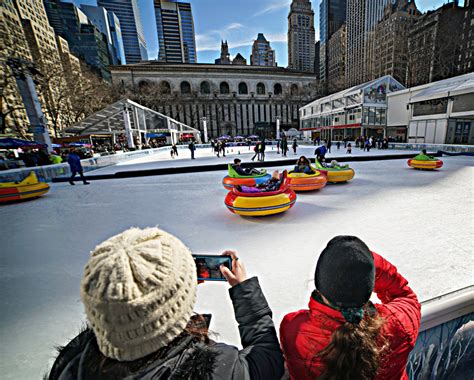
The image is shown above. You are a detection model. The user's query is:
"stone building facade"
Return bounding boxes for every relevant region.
[1,0,33,135]
[111,62,319,138]
[457,0,473,76]
[407,2,465,87]
[370,0,420,86]
[1,0,68,136]
[345,0,367,87]
[327,23,346,93]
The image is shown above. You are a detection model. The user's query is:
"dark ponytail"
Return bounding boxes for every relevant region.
[316,304,387,380]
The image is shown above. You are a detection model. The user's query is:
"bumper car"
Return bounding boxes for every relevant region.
[0,171,50,203]
[315,159,355,183]
[222,164,271,190]
[225,171,296,216]
[287,166,327,191]
[408,154,443,170]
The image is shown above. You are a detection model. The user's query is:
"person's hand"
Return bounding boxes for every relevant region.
[220,250,247,287]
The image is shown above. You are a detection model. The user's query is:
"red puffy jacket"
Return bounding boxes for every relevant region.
[280,252,421,380]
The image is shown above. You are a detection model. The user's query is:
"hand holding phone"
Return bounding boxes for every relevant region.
[220,250,247,287]
[193,254,232,282]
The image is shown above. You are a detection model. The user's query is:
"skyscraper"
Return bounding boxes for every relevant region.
[407,2,465,86]
[97,0,147,64]
[370,1,420,85]
[346,0,390,86]
[154,0,197,63]
[288,0,315,72]
[250,33,276,67]
[319,0,346,81]
[81,5,126,65]
[215,40,230,64]
[44,0,111,80]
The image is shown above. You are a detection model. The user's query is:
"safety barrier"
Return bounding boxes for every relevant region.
[0,144,210,183]
[52,152,425,182]
[389,142,474,153]
[407,285,473,379]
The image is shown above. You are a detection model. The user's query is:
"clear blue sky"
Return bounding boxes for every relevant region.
[70,0,465,66]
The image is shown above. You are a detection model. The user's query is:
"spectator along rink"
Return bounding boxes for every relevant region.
[0,147,473,379]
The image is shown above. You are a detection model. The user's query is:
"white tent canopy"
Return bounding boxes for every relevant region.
[65,99,201,145]
[409,73,474,103]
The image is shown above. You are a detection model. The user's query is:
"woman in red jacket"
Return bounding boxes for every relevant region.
[280,236,421,380]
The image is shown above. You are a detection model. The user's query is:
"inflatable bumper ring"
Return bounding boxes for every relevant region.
[224,171,296,216]
[315,160,355,183]
[0,171,50,203]
[222,164,271,190]
[408,159,443,170]
[288,168,327,191]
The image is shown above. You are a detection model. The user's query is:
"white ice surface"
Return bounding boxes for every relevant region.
[92,145,420,175]
[0,155,473,379]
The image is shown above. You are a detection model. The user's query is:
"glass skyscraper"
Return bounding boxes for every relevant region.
[81,5,126,65]
[97,0,147,64]
[154,0,197,63]
[319,0,346,81]
[44,0,111,80]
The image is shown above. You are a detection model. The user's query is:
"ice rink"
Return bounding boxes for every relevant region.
[92,144,419,175]
[1,153,473,379]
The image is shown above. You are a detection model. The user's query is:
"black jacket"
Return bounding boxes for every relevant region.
[48,277,284,380]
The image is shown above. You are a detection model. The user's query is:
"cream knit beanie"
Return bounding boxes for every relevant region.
[80,227,197,361]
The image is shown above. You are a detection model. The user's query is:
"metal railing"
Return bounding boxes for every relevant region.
[407,285,473,379]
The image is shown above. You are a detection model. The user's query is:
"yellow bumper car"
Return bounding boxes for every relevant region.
[0,171,49,203]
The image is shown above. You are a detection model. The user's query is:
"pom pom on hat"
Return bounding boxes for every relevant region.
[80,227,197,361]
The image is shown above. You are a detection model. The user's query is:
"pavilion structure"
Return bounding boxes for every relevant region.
[65,99,202,147]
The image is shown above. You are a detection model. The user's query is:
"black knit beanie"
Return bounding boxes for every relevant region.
[315,236,375,308]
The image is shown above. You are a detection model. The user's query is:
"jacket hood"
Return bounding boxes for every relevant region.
[48,325,217,380]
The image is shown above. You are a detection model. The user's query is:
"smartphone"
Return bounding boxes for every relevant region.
[192,254,232,281]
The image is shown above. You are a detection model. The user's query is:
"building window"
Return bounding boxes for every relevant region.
[138,80,150,90]
[257,82,266,95]
[181,81,191,94]
[274,83,282,95]
[200,81,210,94]
[452,93,474,113]
[413,99,448,116]
[159,81,171,94]
[220,82,230,94]
[290,84,299,95]
[238,82,248,94]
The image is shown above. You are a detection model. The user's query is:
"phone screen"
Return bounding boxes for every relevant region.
[192,254,232,281]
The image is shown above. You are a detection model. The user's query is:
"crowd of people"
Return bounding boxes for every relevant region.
[47,228,427,380]
[210,139,227,158]
[0,148,91,171]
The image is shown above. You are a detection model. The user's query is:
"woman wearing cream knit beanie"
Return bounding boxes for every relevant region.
[48,227,284,379]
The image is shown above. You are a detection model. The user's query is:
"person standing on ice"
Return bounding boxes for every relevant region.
[188,140,196,159]
[220,140,226,157]
[260,140,266,161]
[67,149,89,185]
[347,142,352,154]
[292,139,298,155]
[280,236,421,380]
[47,227,284,380]
[315,143,327,162]
[281,137,288,157]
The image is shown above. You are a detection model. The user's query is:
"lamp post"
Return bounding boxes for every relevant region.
[276,116,281,140]
[7,58,52,152]
[122,104,135,149]
[201,116,208,143]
